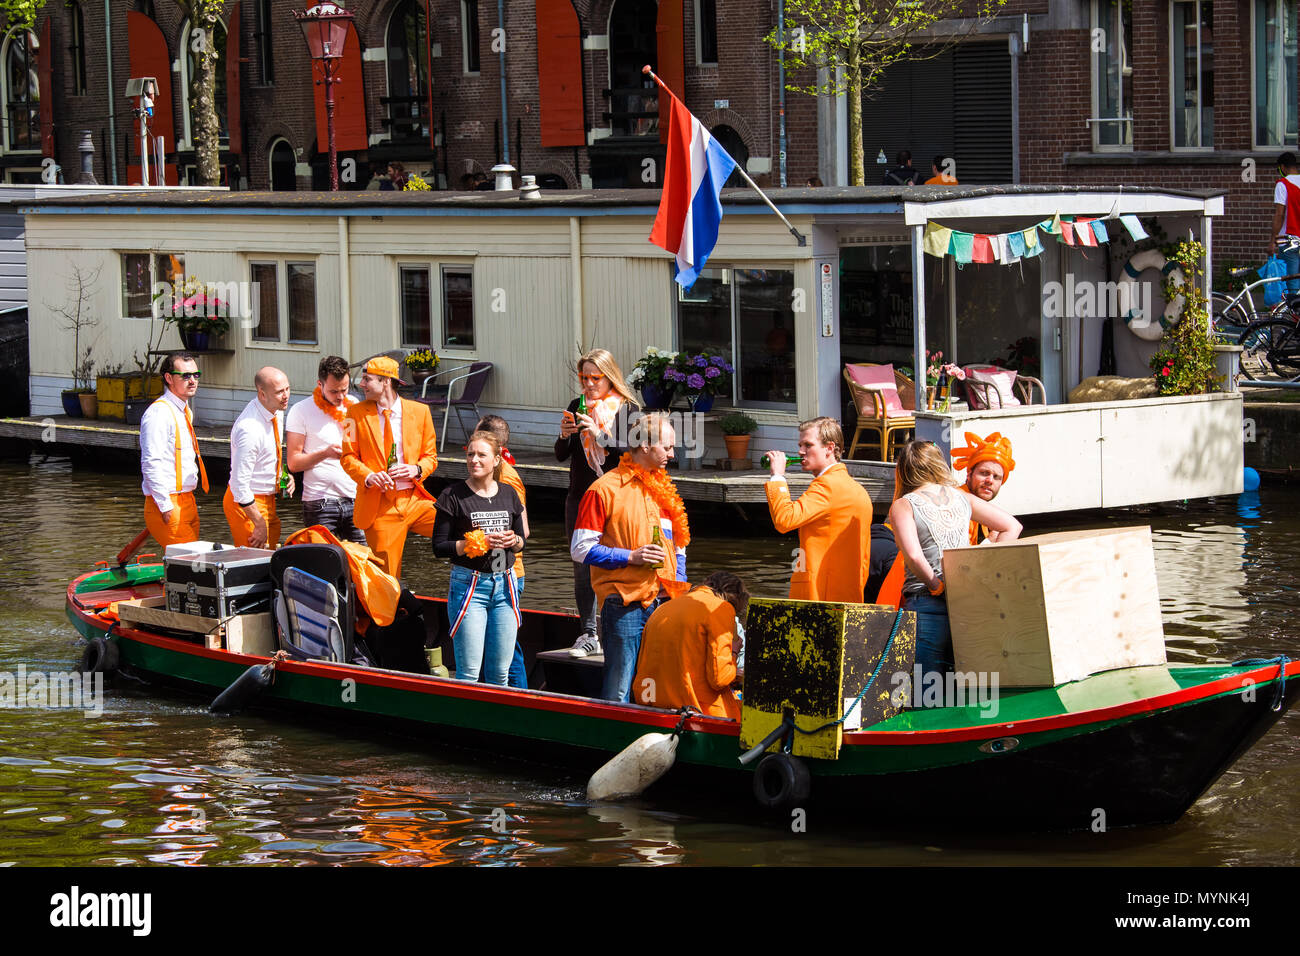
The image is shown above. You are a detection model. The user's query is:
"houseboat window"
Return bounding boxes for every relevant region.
[1172,0,1214,148]
[462,0,480,74]
[251,262,279,339]
[1092,0,1133,149]
[676,266,797,409]
[287,263,317,343]
[1254,0,1298,147]
[442,267,474,348]
[122,252,185,320]
[400,265,432,346]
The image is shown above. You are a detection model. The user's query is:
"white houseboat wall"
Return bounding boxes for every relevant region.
[20,185,1240,514]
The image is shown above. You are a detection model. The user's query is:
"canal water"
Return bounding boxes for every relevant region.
[1,454,1296,866]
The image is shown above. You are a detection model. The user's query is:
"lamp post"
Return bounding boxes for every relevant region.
[293,2,355,191]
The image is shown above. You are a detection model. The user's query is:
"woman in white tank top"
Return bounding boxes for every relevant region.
[888,442,1021,693]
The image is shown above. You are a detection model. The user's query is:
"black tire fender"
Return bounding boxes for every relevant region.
[752,752,811,811]
[79,636,120,675]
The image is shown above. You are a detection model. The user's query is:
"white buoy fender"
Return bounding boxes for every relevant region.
[586,732,680,801]
[1119,249,1185,341]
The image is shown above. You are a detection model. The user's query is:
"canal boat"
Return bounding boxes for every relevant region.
[65,561,1298,832]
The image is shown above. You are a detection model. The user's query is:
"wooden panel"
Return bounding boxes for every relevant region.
[127,12,175,156]
[535,0,585,147]
[581,256,673,379]
[655,0,684,145]
[346,217,571,257]
[38,19,53,157]
[226,3,242,155]
[118,595,273,654]
[312,23,367,153]
[473,256,573,408]
[943,526,1167,687]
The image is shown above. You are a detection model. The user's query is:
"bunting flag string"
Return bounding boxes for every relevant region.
[922,212,1151,265]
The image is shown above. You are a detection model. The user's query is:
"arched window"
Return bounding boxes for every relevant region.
[268,138,296,191]
[70,3,88,95]
[178,17,228,148]
[608,0,659,137]
[710,125,747,188]
[1,28,39,153]
[386,0,429,142]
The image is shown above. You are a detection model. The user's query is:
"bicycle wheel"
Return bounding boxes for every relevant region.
[1210,292,1255,341]
[1239,319,1300,381]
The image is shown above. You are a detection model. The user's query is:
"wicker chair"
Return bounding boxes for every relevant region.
[961,365,1047,409]
[843,363,916,461]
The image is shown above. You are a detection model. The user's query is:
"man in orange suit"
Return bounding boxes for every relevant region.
[764,417,873,603]
[340,356,438,578]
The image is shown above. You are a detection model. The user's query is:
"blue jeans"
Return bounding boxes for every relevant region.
[302,496,366,545]
[507,578,528,689]
[1282,241,1300,295]
[600,594,663,702]
[448,564,519,685]
[902,591,954,697]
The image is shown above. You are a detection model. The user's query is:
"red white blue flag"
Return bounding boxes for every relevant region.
[647,77,737,290]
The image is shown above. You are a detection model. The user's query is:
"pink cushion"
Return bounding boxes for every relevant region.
[846,364,909,418]
[964,365,1021,410]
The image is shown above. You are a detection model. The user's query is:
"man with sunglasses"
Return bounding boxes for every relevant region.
[139,352,208,547]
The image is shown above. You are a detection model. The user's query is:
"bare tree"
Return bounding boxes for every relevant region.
[174,0,225,186]
[49,264,103,391]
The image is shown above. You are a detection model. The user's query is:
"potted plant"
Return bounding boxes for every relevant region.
[161,275,232,351]
[672,352,734,411]
[718,411,758,461]
[1148,240,1222,396]
[406,348,440,390]
[628,347,680,409]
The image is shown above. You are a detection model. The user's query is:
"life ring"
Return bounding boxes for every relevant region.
[79,636,119,675]
[752,752,811,811]
[1119,250,1185,341]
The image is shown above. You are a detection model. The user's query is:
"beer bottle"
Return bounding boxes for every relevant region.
[278,466,289,497]
[386,440,397,469]
[577,393,587,416]
[649,524,664,569]
[761,453,803,468]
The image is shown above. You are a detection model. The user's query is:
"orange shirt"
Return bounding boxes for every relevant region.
[766,462,873,602]
[500,461,526,579]
[633,587,741,720]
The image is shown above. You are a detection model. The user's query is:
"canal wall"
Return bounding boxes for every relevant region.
[1244,401,1300,474]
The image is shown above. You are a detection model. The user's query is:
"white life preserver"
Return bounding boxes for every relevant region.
[1118,249,1185,341]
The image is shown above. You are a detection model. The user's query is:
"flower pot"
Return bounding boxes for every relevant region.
[723,434,751,461]
[641,383,673,410]
[78,392,98,419]
[60,390,82,417]
[181,330,211,351]
[689,392,715,412]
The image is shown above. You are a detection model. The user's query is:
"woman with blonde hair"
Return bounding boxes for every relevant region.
[555,348,639,657]
[888,441,1021,684]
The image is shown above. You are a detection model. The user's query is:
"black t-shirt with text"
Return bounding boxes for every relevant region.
[432,480,526,573]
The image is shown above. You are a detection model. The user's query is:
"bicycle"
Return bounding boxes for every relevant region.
[1238,311,1300,381]
[1211,260,1300,340]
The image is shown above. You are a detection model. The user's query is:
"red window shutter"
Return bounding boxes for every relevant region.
[312,23,367,155]
[38,18,53,157]
[126,11,176,165]
[655,0,684,145]
[227,3,242,155]
[535,0,584,148]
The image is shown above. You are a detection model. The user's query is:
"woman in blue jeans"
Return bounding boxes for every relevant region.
[888,442,1020,701]
[432,431,527,684]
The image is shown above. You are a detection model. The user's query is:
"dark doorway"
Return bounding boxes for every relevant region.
[270,140,296,191]
[710,125,748,188]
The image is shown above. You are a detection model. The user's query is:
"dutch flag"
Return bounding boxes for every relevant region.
[647,75,738,290]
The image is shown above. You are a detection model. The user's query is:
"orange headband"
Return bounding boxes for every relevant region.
[951,431,1015,480]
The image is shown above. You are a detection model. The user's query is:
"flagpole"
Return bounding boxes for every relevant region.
[643,65,806,247]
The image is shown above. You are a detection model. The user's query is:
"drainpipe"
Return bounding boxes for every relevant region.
[778,0,786,187]
[570,216,583,354]
[105,0,119,184]
[338,216,351,359]
[497,0,509,164]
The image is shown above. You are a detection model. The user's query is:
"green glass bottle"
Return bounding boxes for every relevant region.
[648,524,664,569]
[577,393,587,416]
[386,440,397,469]
[278,466,289,497]
[761,453,803,468]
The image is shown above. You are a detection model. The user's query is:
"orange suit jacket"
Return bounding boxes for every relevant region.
[341,398,439,530]
[765,461,873,603]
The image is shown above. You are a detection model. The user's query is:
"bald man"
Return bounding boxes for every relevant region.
[224,366,295,548]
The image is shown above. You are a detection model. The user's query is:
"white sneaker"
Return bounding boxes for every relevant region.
[569,634,601,658]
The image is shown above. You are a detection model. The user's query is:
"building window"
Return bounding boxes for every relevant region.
[256,0,274,85]
[179,17,229,148]
[122,253,185,319]
[442,267,474,348]
[250,260,317,344]
[462,0,480,74]
[400,265,431,346]
[696,0,718,65]
[1255,0,1298,147]
[1,28,40,152]
[1092,0,1132,149]
[387,0,430,142]
[676,267,796,409]
[70,4,88,96]
[1172,0,1214,148]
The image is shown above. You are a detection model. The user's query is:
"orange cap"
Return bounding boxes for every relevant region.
[951,431,1015,481]
[364,356,407,384]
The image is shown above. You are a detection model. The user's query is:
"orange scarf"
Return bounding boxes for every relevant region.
[582,396,622,476]
[313,386,354,423]
[619,453,691,548]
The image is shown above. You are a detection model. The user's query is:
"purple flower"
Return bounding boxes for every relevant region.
[705,366,720,378]
[711,355,725,365]
[687,373,706,390]
[695,355,707,367]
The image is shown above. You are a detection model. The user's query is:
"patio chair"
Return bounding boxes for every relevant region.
[962,364,1047,409]
[843,363,915,461]
[419,361,493,451]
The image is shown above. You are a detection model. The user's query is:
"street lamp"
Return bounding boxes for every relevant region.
[293,2,355,191]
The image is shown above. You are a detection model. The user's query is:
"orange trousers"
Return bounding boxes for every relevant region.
[223,488,282,549]
[144,493,201,548]
[363,490,437,579]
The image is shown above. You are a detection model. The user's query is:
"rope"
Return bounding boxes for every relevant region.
[1232,655,1291,712]
[671,706,700,738]
[790,607,906,736]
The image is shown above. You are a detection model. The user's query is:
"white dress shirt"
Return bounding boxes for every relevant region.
[140,390,199,512]
[228,398,284,504]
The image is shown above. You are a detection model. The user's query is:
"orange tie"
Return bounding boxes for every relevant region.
[382,407,394,464]
[271,413,283,483]
[185,405,209,493]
